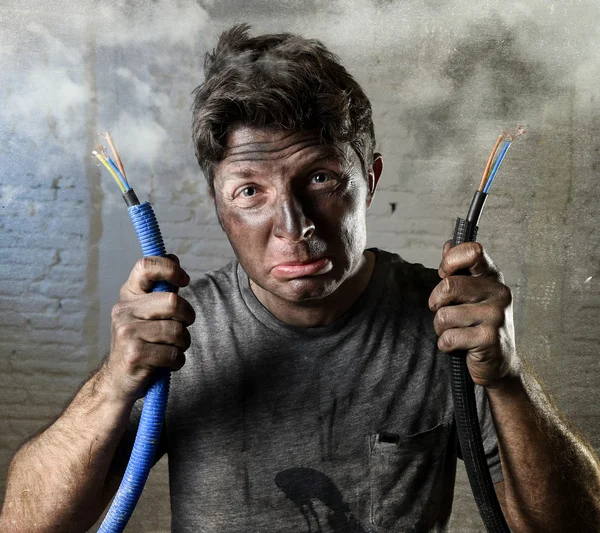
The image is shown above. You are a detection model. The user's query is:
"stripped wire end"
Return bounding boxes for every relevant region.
[504,125,526,142]
[96,143,110,160]
[479,126,525,194]
[100,132,127,180]
[92,149,127,194]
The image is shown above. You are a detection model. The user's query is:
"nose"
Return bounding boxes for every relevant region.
[272,194,315,242]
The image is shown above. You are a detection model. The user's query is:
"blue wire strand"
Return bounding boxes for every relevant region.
[483,140,512,194]
[106,156,130,191]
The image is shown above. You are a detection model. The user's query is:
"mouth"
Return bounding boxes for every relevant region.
[271,257,333,280]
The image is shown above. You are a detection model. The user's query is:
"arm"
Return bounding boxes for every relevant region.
[488,371,600,532]
[0,368,135,533]
[429,241,600,533]
[0,255,194,533]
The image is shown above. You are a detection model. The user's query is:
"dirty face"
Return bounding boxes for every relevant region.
[212,125,378,304]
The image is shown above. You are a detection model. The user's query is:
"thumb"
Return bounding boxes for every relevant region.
[442,239,453,257]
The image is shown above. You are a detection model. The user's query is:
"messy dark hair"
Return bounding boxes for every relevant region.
[191,23,376,195]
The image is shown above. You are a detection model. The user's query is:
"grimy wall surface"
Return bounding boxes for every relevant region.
[1,0,598,531]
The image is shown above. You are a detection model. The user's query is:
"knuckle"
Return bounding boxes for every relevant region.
[172,351,186,371]
[186,301,196,324]
[113,320,134,341]
[111,302,126,321]
[166,291,179,312]
[498,284,512,304]
[119,285,130,300]
[434,308,450,332]
[166,345,182,365]
[136,256,155,274]
[182,329,192,351]
[489,307,505,327]
[473,242,484,259]
[170,320,184,338]
[121,343,143,368]
[481,325,498,346]
[442,276,455,295]
[438,332,452,352]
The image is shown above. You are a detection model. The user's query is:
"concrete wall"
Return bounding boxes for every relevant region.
[1,0,599,531]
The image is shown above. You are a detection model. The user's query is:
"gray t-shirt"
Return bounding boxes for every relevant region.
[120,248,503,533]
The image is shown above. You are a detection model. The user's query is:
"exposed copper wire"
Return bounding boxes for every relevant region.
[100,132,127,180]
[478,133,504,192]
[96,143,109,160]
[504,124,526,142]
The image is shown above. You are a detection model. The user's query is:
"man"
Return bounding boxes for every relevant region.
[1,24,599,533]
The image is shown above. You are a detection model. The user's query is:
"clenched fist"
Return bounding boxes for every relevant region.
[104,254,196,401]
[429,241,521,389]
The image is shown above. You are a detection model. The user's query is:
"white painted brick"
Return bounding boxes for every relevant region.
[58,314,85,331]
[30,281,85,299]
[0,313,28,327]
[25,328,82,345]
[0,295,59,313]
[46,265,86,283]
[0,231,80,250]
[58,298,85,314]
[57,250,87,266]
[0,248,57,267]
[27,313,60,329]
[0,281,29,297]
[154,207,194,223]
[0,263,47,281]
[9,357,87,376]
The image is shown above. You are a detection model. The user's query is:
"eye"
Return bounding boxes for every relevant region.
[240,186,257,197]
[310,172,332,184]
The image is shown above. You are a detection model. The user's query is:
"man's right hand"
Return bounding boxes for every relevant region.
[105,254,196,402]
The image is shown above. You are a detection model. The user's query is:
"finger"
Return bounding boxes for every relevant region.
[442,239,452,257]
[135,320,191,352]
[121,341,187,373]
[121,256,191,297]
[438,242,502,281]
[166,253,181,266]
[429,275,502,311]
[116,292,196,326]
[432,303,504,336]
[437,324,498,354]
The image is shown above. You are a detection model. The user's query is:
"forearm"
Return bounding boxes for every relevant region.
[0,365,135,533]
[487,369,600,532]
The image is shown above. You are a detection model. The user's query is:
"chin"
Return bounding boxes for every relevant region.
[274,275,340,303]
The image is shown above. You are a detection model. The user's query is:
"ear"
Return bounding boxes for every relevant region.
[366,152,383,208]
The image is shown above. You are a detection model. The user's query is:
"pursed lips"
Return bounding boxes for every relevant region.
[271,257,332,278]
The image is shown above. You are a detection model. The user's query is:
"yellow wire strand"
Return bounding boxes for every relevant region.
[93,151,126,193]
[101,132,127,180]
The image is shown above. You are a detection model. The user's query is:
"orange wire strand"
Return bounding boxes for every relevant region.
[478,133,504,192]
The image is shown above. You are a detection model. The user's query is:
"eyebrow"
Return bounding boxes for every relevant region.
[223,150,346,181]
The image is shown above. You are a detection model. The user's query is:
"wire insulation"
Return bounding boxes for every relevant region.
[101,132,127,180]
[92,151,126,193]
[478,134,504,192]
[483,141,511,194]
[106,155,130,191]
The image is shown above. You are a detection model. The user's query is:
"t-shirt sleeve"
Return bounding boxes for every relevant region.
[457,384,504,484]
[111,398,168,475]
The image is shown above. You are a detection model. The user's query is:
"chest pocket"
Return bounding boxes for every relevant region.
[368,422,451,531]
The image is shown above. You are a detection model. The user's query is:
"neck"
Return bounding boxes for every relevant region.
[249,250,376,327]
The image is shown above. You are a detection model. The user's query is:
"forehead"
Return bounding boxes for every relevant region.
[215,126,355,178]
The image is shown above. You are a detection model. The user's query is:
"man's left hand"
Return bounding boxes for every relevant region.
[428,241,520,389]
